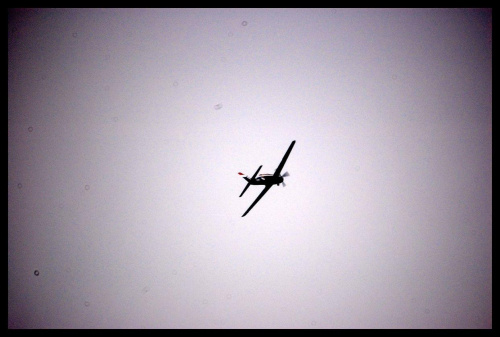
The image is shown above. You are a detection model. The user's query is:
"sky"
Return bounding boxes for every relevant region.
[8,8,491,329]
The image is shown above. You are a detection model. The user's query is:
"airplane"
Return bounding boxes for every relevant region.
[238,140,296,217]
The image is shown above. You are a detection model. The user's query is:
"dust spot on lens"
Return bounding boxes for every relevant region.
[34,270,39,276]
[214,103,223,110]
[85,185,90,191]
[242,21,248,26]
[226,294,232,300]
[17,183,22,189]
[28,126,33,132]
[311,320,317,326]
[84,301,90,307]
[72,32,78,38]
[142,286,150,294]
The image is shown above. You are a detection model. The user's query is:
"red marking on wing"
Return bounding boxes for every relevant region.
[238,172,245,175]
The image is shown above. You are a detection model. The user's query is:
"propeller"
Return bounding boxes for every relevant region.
[280,171,289,187]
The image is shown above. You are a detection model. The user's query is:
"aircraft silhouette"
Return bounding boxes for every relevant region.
[238,140,295,217]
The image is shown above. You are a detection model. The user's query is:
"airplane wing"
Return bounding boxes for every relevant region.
[242,185,273,217]
[273,140,296,177]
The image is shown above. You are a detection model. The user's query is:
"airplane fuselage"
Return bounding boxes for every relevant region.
[244,174,284,186]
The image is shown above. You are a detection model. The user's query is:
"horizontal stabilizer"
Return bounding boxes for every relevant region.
[239,165,262,198]
[239,182,251,197]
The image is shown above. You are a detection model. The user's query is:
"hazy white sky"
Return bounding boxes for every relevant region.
[8,8,491,328]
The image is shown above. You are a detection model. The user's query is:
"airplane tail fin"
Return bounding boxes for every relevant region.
[239,165,262,197]
[238,172,251,182]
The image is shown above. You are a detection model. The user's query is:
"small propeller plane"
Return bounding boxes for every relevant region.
[238,140,296,217]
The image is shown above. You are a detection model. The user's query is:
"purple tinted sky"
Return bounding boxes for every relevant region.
[8,8,491,328]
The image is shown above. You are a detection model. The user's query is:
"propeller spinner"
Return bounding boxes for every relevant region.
[280,171,290,187]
